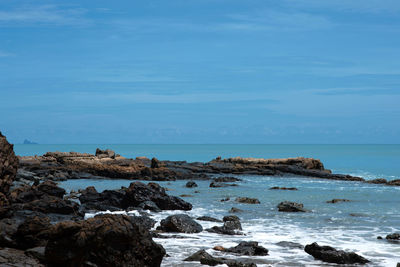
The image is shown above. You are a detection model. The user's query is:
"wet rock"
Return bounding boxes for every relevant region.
[269,186,298,190]
[130,215,156,231]
[151,157,160,168]
[37,180,65,198]
[15,216,51,249]
[18,195,80,215]
[95,148,116,159]
[45,214,165,267]
[229,207,243,213]
[326,199,351,204]
[220,197,230,202]
[235,197,260,204]
[197,216,222,222]
[0,132,19,195]
[0,247,43,266]
[25,246,46,262]
[276,241,304,249]
[223,215,240,222]
[277,201,307,212]
[206,215,242,235]
[186,181,198,188]
[157,214,203,233]
[213,245,225,251]
[387,179,400,186]
[122,182,192,210]
[138,200,161,212]
[210,182,238,188]
[213,177,242,182]
[184,249,216,262]
[304,242,369,264]
[366,178,387,184]
[184,249,257,267]
[179,194,193,197]
[377,236,383,240]
[386,233,400,240]
[225,241,268,256]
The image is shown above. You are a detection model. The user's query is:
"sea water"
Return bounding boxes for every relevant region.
[15,144,400,266]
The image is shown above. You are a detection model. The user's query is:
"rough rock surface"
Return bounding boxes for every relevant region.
[0,247,44,266]
[304,242,369,264]
[157,214,203,233]
[185,181,198,188]
[386,233,400,240]
[225,241,269,256]
[206,215,243,235]
[184,249,257,267]
[45,214,165,267]
[196,216,222,222]
[277,201,307,212]
[235,197,260,204]
[0,132,19,195]
[326,199,351,204]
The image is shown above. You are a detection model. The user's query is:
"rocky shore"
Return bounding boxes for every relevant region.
[1,132,398,266]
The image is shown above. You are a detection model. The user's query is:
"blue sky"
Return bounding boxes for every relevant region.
[0,0,399,144]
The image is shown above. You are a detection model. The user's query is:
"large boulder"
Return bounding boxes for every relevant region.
[0,132,18,195]
[45,214,165,267]
[14,216,51,249]
[157,214,203,233]
[122,182,192,210]
[277,201,307,212]
[304,242,369,264]
[206,215,243,235]
[95,148,116,159]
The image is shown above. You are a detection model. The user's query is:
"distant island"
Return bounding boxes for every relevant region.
[23,139,38,144]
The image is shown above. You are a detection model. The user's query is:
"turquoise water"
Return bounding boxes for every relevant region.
[17,144,400,266]
[15,144,400,180]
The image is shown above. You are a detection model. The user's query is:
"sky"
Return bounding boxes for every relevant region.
[0,0,399,144]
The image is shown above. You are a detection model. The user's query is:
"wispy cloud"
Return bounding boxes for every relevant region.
[0,5,90,26]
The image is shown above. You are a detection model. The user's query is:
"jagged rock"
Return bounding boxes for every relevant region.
[235,197,260,204]
[184,249,257,266]
[206,215,242,235]
[229,207,243,213]
[213,177,242,182]
[326,199,351,204]
[269,186,298,190]
[277,201,307,212]
[130,215,156,231]
[138,200,161,212]
[45,214,165,267]
[196,216,222,222]
[15,216,51,249]
[37,180,65,198]
[366,178,387,184]
[95,148,116,159]
[223,215,240,222]
[225,241,268,256]
[185,181,198,188]
[210,182,238,188]
[0,132,18,195]
[387,179,400,186]
[157,214,203,233]
[184,249,216,262]
[386,233,400,240]
[151,157,160,168]
[304,242,369,264]
[25,246,46,262]
[0,247,44,266]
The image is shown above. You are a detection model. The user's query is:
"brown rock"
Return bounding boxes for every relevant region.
[213,245,225,251]
[0,132,18,195]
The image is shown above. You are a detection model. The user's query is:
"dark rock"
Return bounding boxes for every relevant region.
[0,132,19,195]
[269,186,298,190]
[223,215,240,222]
[130,215,156,231]
[387,179,400,186]
[179,194,193,197]
[37,180,65,198]
[122,182,192,211]
[200,257,225,266]
[151,157,160,168]
[186,181,198,188]
[229,207,243,213]
[0,247,43,266]
[225,241,268,256]
[25,246,46,262]
[197,216,222,222]
[184,249,216,262]
[157,214,203,233]
[304,242,369,264]
[235,197,260,204]
[0,218,19,247]
[18,195,80,215]
[95,148,116,159]
[386,233,400,240]
[276,241,304,249]
[45,214,165,267]
[220,197,230,202]
[210,182,238,188]
[277,201,307,212]
[184,249,257,267]
[377,236,383,240]
[326,199,351,204]
[206,215,242,235]
[138,200,161,212]
[213,177,242,182]
[366,178,387,184]
[15,216,51,249]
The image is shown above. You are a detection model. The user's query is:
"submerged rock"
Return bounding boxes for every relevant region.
[157,214,203,233]
[213,176,242,182]
[277,201,307,212]
[235,197,260,204]
[229,207,243,213]
[275,241,304,249]
[196,216,222,222]
[326,199,351,204]
[304,242,369,264]
[45,214,165,267]
[210,182,238,188]
[183,249,216,262]
[269,186,298,191]
[185,181,198,188]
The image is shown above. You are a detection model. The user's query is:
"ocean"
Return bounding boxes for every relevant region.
[15,144,400,266]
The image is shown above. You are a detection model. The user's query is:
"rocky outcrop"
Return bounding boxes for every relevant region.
[0,132,18,195]
[45,214,165,267]
[157,214,203,233]
[0,247,44,266]
[277,201,307,212]
[304,242,369,264]
[206,215,243,235]
[386,233,400,240]
[235,197,260,204]
[79,181,192,211]
[95,148,116,159]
